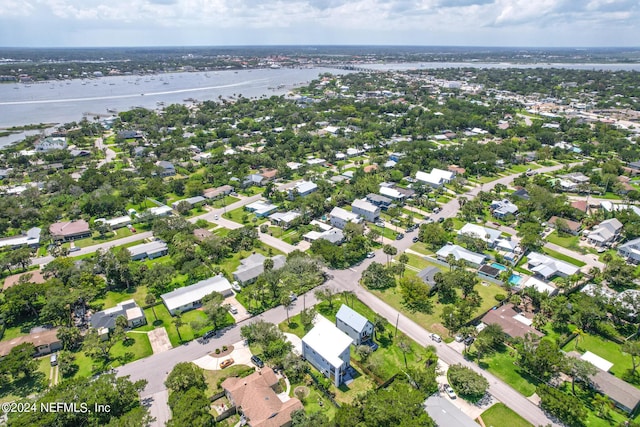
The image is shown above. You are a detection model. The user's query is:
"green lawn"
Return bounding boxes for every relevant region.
[545,231,582,251]
[202,364,255,396]
[542,247,586,267]
[478,348,538,397]
[93,286,149,310]
[409,242,435,256]
[368,224,399,240]
[72,226,139,248]
[142,303,234,347]
[290,381,337,420]
[223,207,269,226]
[371,279,504,339]
[209,196,240,208]
[109,332,153,367]
[562,333,637,383]
[480,403,533,427]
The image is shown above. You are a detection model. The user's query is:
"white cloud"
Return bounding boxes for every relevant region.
[0,0,638,46]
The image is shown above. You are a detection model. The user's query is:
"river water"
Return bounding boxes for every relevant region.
[1,61,639,148]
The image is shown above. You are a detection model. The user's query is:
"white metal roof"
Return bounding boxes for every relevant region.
[336,304,370,333]
[302,319,352,368]
[581,351,613,372]
[161,275,232,312]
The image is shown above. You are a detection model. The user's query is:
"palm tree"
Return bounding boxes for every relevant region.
[383,244,397,266]
[145,294,157,321]
[574,328,585,350]
[173,315,184,342]
[281,295,293,325]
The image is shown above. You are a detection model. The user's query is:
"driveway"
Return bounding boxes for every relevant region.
[225,295,251,322]
[192,340,253,370]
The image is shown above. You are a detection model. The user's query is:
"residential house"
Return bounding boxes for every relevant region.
[156,161,176,177]
[415,168,455,188]
[90,300,146,338]
[478,264,502,279]
[448,165,466,175]
[618,237,640,263]
[245,200,278,218]
[0,328,62,358]
[268,211,301,229]
[560,172,590,185]
[512,188,530,200]
[490,199,519,219]
[49,220,91,242]
[457,223,501,248]
[303,228,344,244]
[587,218,623,247]
[436,243,487,268]
[288,181,317,199]
[522,277,558,296]
[366,193,393,210]
[118,130,144,139]
[480,303,543,339]
[351,199,380,223]
[548,216,582,235]
[302,320,352,386]
[171,196,206,209]
[203,185,234,200]
[571,200,589,214]
[35,136,67,152]
[306,158,326,167]
[233,253,286,285]
[335,305,374,345]
[221,367,303,427]
[425,396,480,427]
[417,266,440,292]
[95,215,131,230]
[161,274,233,315]
[527,252,581,280]
[379,185,405,201]
[566,351,640,416]
[147,205,173,217]
[329,207,361,229]
[128,240,168,261]
[260,168,278,182]
[0,227,41,250]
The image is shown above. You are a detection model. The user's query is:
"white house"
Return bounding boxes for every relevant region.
[288,181,318,199]
[161,275,233,315]
[0,227,41,249]
[335,305,374,345]
[329,207,361,229]
[436,243,486,268]
[232,253,286,285]
[95,215,131,230]
[490,199,519,219]
[619,237,640,264]
[457,223,502,247]
[128,240,168,261]
[303,228,344,244]
[302,320,352,386]
[415,168,455,188]
[268,211,301,229]
[351,199,380,223]
[379,185,405,200]
[587,218,623,247]
[527,252,581,279]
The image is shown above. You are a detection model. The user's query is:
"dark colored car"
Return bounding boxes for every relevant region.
[412,236,419,243]
[251,355,264,368]
[202,330,216,340]
[464,336,475,346]
[395,233,404,240]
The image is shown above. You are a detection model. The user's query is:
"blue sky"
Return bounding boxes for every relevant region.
[0,0,638,47]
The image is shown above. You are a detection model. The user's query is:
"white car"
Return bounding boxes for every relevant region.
[430,333,442,343]
[231,281,241,292]
[228,305,238,314]
[444,384,457,399]
[213,214,219,220]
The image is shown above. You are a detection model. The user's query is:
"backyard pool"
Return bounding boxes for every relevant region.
[509,274,523,286]
[491,262,508,271]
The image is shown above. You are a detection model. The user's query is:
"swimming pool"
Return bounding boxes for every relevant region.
[509,274,523,286]
[491,262,508,272]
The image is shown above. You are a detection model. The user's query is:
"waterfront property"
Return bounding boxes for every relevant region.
[161,275,233,315]
[302,319,352,387]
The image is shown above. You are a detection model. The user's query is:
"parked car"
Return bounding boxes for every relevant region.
[203,330,216,339]
[289,292,298,302]
[375,220,385,227]
[251,355,264,368]
[228,305,238,315]
[464,336,475,346]
[444,384,457,399]
[454,335,464,343]
[412,236,419,243]
[213,214,219,220]
[231,281,241,292]
[433,207,442,213]
[50,353,58,366]
[430,333,442,343]
[366,252,375,258]
[220,358,234,369]
[438,217,445,223]
[395,233,404,240]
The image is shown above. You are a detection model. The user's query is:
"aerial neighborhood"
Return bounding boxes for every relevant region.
[1,62,640,427]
